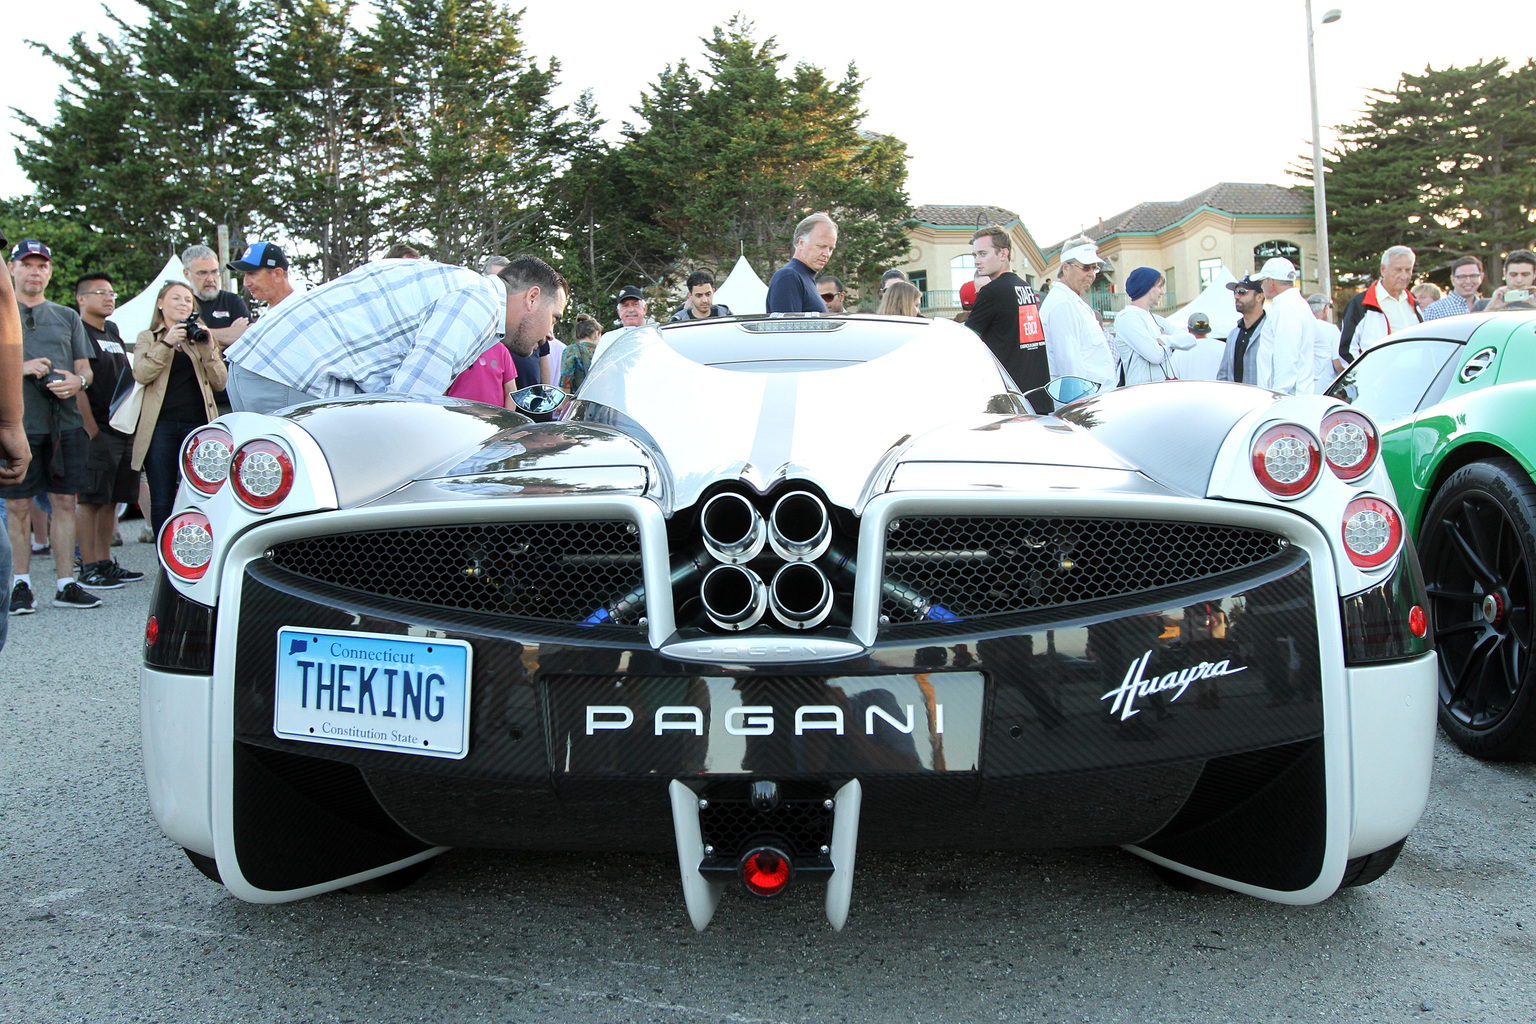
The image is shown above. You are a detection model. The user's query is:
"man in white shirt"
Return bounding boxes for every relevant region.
[1338,246,1421,361]
[1307,293,1343,393]
[1250,257,1314,395]
[1040,242,1117,387]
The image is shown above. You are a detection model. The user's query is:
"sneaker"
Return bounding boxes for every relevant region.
[9,580,36,615]
[31,544,50,557]
[104,559,146,583]
[79,563,125,591]
[111,529,124,547]
[139,526,154,543]
[53,581,102,609]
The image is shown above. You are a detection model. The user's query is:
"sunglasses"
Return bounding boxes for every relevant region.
[819,292,839,301]
[1234,288,1256,297]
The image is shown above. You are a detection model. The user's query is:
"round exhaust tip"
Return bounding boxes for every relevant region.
[701,492,767,564]
[770,562,833,630]
[769,490,831,562]
[700,564,768,631]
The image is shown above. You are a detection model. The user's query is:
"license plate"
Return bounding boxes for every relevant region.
[273,627,472,759]
[548,672,985,775]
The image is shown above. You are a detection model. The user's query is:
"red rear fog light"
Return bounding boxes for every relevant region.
[740,846,793,897]
[1409,605,1427,638]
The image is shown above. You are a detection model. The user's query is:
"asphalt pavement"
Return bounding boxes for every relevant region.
[3,534,1535,1023]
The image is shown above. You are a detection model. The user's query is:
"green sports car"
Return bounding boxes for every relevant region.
[1328,311,1536,759]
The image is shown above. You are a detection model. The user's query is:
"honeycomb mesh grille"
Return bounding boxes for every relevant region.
[267,522,642,624]
[880,516,1287,627]
[699,799,833,860]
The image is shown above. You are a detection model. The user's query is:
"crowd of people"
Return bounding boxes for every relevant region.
[4,212,1534,645]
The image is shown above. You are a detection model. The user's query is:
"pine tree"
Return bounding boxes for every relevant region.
[1313,59,1536,282]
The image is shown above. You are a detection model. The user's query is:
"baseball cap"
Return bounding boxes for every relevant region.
[10,239,51,262]
[1251,257,1299,283]
[959,280,977,309]
[228,241,289,272]
[1226,275,1262,292]
[1059,242,1107,267]
[616,285,645,303]
[1187,312,1212,332]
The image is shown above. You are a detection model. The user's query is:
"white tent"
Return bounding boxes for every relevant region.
[713,254,768,316]
[116,254,185,347]
[1167,266,1241,340]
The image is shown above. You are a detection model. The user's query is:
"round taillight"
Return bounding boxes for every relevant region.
[160,511,214,581]
[181,426,233,495]
[1341,496,1403,569]
[1320,409,1378,481]
[1251,423,1321,497]
[230,439,294,511]
[145,614,160,646]
[740,846,793,897]
[1409,605,1427,638]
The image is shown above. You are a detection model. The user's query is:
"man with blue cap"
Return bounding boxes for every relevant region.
[228,242,295,311]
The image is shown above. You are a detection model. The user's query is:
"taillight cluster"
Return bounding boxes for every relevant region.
[161,511,214,581]
[1250,409,1403,569]
[179,431,295,512]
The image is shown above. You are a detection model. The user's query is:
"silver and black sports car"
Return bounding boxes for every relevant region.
[142,313,1436,930]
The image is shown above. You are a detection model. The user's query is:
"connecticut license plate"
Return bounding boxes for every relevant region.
[272,626,472,759]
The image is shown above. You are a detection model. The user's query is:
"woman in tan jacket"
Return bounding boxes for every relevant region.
[131,280,228,533]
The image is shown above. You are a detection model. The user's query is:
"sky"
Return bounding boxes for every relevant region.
[0,0,1527,248]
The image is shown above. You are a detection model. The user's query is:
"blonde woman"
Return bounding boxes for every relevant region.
[878,280,923,317]
[131,281,228,533]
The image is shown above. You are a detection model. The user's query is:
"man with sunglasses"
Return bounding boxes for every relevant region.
[1040,241,1117,388]
[816,274,847,313]
[1217,275,1268,385]
[4,240,99,613]
[72,273,144,591]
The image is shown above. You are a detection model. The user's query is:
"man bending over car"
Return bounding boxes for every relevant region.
[225,255,567,414]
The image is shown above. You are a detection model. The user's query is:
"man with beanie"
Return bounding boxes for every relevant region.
[965,225,1048,392]
[1251,257,1314,395]
[1113,267,1196,386]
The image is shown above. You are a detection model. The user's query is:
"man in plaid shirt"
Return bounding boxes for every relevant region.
[225,254,566,414]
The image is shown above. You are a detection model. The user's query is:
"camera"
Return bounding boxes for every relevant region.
[44,370,67,385]
[180,315,211,344]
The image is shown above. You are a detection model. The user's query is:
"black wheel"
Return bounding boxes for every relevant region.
[183,848,222,883]
[1421,458,1536,760]
[1339,838,1405,888]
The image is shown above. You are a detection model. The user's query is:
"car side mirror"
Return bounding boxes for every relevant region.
[1046,376,1101,405]
[511,384,566,415]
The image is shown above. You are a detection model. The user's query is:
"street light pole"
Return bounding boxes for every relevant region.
[1306,2,1341,306]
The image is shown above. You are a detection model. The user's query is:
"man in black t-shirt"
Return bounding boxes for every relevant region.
[964,225,1048,393]
[181,244,250,347]
[72,273,145,590]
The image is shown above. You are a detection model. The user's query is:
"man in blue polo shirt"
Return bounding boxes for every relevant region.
[766,213,838,313]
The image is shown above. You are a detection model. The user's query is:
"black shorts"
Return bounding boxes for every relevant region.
[80,428,141,505]
[0,429,88,501]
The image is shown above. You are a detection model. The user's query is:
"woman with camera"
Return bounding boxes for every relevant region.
[129,281,227,533]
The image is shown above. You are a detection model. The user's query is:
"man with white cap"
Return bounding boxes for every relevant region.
[1251,257,1314,395]
[1040,241,1117,388]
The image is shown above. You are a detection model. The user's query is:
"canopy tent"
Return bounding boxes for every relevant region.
[116,254,185,347]
[713,254,768,316]
[1167,266,1242,340]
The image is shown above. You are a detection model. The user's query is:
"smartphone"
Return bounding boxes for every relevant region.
[1504,289,1531,303]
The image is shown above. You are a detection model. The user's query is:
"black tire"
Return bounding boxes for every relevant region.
[1339,838,1405,888]
[183,848,222,883]
[1420,458,1536,760]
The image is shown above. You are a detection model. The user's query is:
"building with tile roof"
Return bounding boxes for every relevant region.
[896,205,1048,316]
[1040,183,1318,314]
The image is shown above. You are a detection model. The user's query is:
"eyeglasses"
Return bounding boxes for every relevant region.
[1452,273,1483,281]
[81,289,117,298]
[188,270,220,279]
[1068,262,1099,274]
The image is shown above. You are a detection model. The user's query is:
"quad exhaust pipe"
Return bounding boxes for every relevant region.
[701,564,768,631]
[701,492,767,564]
[768,491,831,562]
[769,563,833,630]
